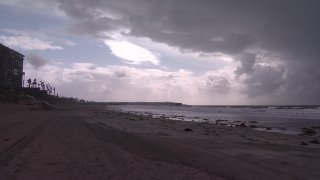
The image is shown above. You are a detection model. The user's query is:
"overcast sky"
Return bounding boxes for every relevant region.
[1,0,320,105]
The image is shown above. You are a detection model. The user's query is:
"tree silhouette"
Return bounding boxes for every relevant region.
[32,79,37,88]
[27,79,31,88]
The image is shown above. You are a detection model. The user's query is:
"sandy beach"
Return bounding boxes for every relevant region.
[1,103,320,180]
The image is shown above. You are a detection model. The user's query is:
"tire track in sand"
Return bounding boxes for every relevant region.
[83,117,292,180]
[82,118,216,180]
[0,118,36,137]
[82,120,218,176]
[0,118,49,167]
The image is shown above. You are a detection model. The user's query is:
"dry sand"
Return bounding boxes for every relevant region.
[0,103,320,180]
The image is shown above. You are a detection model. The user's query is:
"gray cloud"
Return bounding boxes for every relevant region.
[114,70,127,78]
[235,53,256,77]
[26,53,49,69]
[279,63,320,104]
[9,0,320,58]
[206,76,231,95]
[31,0,320,56]
[234,52,286,99]
[13,0,320,104]
[243,64,285,98]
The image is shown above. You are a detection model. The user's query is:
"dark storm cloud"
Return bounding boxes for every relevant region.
[27,0,320,103]
[234,53,256,76]
[51,0,320,58]
[26,53,49,69]
[243,64,285,98]
[56,0,128,37]
[234,53,286,98]
[279,63,320,104]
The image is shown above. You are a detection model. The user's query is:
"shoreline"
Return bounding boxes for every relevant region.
[113,106,320,136]
[1,103,320,179]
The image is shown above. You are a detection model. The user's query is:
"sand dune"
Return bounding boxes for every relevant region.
[0,103,320,180]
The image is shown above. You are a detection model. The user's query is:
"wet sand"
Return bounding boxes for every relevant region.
[0,103,320,180]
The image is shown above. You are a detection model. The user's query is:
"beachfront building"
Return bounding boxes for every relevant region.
[0,43,24,89]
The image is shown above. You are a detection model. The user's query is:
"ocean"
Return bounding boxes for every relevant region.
[111,105,320,135]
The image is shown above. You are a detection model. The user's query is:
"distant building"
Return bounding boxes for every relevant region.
[0,43,24,89]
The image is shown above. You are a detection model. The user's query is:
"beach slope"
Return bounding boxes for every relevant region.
[0,104,320,180]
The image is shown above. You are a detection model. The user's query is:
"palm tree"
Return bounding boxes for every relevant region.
[27,79,31,88]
